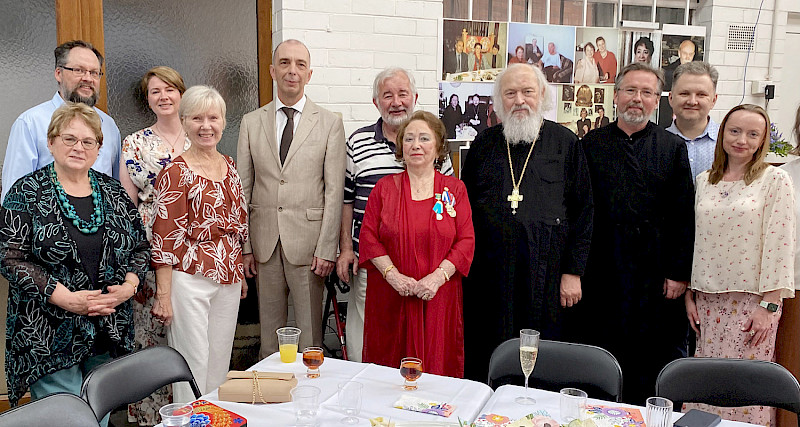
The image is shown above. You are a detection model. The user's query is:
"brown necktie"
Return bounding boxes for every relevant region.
[280,107,296,164]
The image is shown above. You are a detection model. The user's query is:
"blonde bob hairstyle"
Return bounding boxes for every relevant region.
[47,102,103,147]
[179,85,227,129]
[708,104,770,186]
[394,110,449,171]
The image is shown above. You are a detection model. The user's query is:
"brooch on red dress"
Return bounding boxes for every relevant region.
[442,187,456,218]
[433,194,444,220]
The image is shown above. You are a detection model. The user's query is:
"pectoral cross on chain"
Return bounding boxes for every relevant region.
[507,187,523,215]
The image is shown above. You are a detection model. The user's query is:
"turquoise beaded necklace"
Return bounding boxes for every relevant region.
[49,163,104,234]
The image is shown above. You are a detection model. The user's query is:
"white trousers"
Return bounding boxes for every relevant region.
[345,268,367,362]
[167,270,241,403]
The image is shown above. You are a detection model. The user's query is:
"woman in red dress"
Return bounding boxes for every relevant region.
[359,111,475,377]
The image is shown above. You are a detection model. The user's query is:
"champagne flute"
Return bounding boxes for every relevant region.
[515,329,540,405]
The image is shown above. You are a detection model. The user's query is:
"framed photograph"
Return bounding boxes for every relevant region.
[439,82,497,141]
[621,30,662,69]
[574,27,620,84]
[442,19,508,82]
[556,83,615,138]
[507,22,576,83]
[660,25,707,91]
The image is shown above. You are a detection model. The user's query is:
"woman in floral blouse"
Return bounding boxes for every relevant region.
[685,104,795,426]
[0,103,149,425]
[151,85,248,403]
[121,66,190,425]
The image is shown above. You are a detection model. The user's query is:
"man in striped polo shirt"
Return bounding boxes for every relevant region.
[336,67,454,361]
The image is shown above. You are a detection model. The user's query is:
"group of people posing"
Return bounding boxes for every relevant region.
[0,37,797,427]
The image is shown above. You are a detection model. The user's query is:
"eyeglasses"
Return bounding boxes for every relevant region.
[619,87,658,99]
[58,134,100,150]
[60,66,104,79]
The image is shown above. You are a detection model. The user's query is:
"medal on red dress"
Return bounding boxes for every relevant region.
[442,187,456,218]
[433,194,444,220]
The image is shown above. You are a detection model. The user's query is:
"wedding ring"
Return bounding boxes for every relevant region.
[749,330,756,336]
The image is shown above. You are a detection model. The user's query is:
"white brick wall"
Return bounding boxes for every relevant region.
[274,0,796,136]
[274,0,443,136]
[696,0,789,126]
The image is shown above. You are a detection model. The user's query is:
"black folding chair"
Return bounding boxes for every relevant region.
[322,274,349,359]
[80,345,201,422]
[488,338,624,402]
[0,393,99,427]
[656,357,800,422]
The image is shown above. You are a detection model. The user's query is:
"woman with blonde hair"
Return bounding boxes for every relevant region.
[121,65,189,425]
[152,85,248,402]
[686,104,795,426]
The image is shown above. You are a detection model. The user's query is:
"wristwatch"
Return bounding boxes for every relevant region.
[759,300,779,312]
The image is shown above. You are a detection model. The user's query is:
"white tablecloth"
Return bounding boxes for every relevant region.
[198,353,493,426]
[477,385,756,427]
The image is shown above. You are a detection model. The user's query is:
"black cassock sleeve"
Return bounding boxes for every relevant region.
[562,138,593,276]
[663,139,695,282]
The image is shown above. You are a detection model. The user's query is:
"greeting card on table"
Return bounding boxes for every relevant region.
[473,409,559,427]
[584,405,645,427]
[190,399,247,427]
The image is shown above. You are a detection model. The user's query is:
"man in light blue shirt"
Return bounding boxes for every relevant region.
[1,40,120,202]
[666,61,719,183]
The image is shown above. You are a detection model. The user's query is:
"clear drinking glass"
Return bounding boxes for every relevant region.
[645,397,674,427]
[400,357,423,390]
[302,346,324,378]
[338,381,363,424]
[515,329,540,405]
[159,403,193,426]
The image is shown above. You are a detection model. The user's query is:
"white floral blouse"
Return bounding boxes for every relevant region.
[692,167,796,299]
[122,127,191,240]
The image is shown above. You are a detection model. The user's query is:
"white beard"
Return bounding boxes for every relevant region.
[382,110,410,127]
[502,107,544,145]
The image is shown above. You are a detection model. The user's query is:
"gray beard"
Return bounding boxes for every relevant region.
[620,103,648,125]
[503,112,544,145]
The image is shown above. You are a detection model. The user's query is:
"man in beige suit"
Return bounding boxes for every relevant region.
[238,39,346,358]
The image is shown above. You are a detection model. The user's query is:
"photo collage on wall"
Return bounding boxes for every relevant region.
[439,19,707,141]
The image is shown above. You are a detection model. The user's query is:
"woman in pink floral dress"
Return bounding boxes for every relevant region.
[685,104,795,426]
[121,66,190,425]
[151,85,248,403]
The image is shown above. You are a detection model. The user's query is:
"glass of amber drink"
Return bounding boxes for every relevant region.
[399,357,423,390]
[302,347,324,378]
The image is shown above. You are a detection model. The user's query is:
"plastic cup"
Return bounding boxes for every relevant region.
[277,326,301,363]
[645,397,674,427]
[560,387,588,422]
[291,385,321,426]
[159,403,193,426]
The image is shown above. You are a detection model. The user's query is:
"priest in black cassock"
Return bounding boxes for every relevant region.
[461,64,594,382]
[577,62,694,404]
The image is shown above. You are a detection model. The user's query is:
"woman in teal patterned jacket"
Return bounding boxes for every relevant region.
[0,103,149,419]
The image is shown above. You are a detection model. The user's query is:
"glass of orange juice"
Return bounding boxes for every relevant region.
[276,327,301,363]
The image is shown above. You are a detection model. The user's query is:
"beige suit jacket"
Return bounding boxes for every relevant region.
[237,98,346,265]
